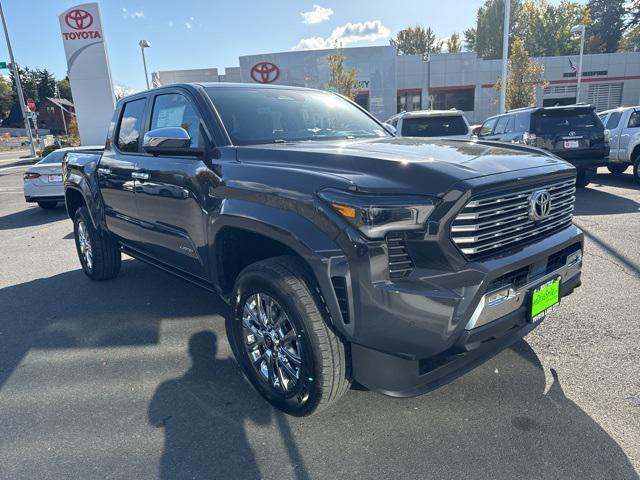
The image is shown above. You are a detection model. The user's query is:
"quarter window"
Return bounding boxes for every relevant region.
[628,111,640,129]
[117,98,146,152]
[150,93,203,147]
[605,111,622,129]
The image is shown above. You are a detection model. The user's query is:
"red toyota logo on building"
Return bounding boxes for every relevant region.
[250,62,280,84]
[65,9,94,30]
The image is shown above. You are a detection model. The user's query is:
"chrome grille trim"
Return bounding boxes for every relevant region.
[451,178,576,258]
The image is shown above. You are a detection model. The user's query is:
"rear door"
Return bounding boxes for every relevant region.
[619,110,640,162]
[602,110,624,161]
[132,89,212,279]
[98,97,146,242]
[530,106,606,161]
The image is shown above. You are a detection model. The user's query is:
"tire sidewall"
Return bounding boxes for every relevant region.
[634,157,640,185]
[73,208,95,277]
[228,270,323,415]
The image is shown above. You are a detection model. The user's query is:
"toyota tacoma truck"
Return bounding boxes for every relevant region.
[63,83,583,416]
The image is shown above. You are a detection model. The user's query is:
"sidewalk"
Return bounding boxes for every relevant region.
[0,150,37,169]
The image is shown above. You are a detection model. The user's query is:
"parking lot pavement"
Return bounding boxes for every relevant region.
[0,161,639,480]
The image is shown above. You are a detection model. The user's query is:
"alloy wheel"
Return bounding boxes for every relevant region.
[77,221,93,270]
[241,293,303,394]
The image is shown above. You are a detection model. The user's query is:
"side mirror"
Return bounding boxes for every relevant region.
[383,123,397,135]
[142,127,202,157]
[471,125,482,137]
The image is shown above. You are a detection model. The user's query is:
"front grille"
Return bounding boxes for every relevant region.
[451,178,575,259]
[386,233,414,279]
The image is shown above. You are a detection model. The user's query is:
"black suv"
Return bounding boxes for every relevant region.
[63,83,583,415]
[477,105,609,187]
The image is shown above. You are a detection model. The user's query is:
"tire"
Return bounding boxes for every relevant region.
[228,256,351,416]
[607,164,628,175]
[634,156,640,186]
[73,206,121,280]
[575,168,595,188]
[37,201,58,209]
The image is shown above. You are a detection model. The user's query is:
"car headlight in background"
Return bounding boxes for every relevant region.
[318,188,437,239]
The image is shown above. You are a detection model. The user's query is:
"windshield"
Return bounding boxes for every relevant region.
[532,109,602,134]
[401,116,468,137]
[206,87,388,145]
[38,150,65,164]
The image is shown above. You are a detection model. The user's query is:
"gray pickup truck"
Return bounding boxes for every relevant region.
[598,106,640,183]
[63,83,583,415]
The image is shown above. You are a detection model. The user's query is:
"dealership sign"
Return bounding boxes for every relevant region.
[251,62,280,83]
[62,8,102,40]
[59,3,115,145]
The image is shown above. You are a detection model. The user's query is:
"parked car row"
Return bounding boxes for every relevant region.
[386,104,640,187]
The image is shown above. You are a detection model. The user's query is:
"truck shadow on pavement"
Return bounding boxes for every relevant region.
[0,205,67,230]
[574,185,640,216]
[0,260,637,479]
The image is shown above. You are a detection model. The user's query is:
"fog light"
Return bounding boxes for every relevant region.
[567,250,582,266]
[486,287,515,306]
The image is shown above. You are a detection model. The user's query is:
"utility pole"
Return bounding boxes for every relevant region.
[139,40,151,89]
[0,1,36,157]
[571,25,586,103]
[499,0,511,113]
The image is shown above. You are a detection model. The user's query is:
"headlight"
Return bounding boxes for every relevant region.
[318,188,437,238]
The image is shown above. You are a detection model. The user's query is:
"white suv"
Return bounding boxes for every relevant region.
[385,110,472,139]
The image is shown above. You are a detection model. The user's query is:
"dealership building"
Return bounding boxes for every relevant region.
[156,45,640,123]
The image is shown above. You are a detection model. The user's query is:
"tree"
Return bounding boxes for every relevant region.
[587,0,626,53]
[496,37,547,110]
[619,24,640,52]
[327,45,360,100]
[629,0,640,27]
[390,26,442,56]
[473,0,521,59]
[463,28,477,51]
[447,33,462,53]
[56,78,73,101]
[36,69,56,101]
[66,115,80,146]
[0,76,12,117]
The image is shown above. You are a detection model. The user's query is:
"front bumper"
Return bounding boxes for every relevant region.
[340,224,583,396]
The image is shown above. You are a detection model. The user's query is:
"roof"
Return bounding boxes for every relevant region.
[43,97,74,108]
[401,109,465,118]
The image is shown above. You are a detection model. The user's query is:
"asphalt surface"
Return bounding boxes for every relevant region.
[0,157,639,480]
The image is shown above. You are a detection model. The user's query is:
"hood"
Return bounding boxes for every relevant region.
[236,137,573,196]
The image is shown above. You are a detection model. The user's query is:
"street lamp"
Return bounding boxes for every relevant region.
[499,0,511,113]
[139,39,151,90]
[571,24,586,104]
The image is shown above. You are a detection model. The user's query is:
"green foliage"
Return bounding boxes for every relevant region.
[619,24,640,52]
[496,37,547,110]
[390,26,443,56]
[0,76,13,117]
[56,78,73,101]
[327,45,360,100]
[474,0,520,59]
[586,0,626,53]
[463,28,477,52]
[447,33,463,53]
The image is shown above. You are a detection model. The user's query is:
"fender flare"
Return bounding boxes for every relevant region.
[211,199,353,337]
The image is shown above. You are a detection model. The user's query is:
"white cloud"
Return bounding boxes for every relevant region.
[300,4,333,24]
[122,8,144,19]
[292,20,390,50]
[185,21,192,29]
[114,84,137,99]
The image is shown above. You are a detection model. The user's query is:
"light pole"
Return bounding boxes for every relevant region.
[0,0,36,156]
[425,53,431,110]
[571,24,585,104]
[499,0,511,113]
[139,39,151,90]
[55,84,68,139]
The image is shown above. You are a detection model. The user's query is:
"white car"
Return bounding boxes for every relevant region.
[385,110,472,139]
[598,106,640,183]
[23,146,102,209]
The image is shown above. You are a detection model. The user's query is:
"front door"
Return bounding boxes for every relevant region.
[98,97,146,242]
[133,90,214,280]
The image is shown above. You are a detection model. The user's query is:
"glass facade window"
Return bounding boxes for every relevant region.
[432,88,475,111]
[355,92,370,111]
[397,92,422,113]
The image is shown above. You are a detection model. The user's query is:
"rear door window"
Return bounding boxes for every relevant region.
[117,98,146,152]
[400,116,468,137]
[605,111,622,129]
[514,112,530,132]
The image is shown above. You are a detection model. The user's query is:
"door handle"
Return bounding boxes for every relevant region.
[131,171,150,181]
[97,168,111,176]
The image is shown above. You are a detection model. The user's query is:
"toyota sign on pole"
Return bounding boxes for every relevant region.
[59,3,115,145]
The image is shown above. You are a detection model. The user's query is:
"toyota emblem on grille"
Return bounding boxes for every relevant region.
[528,190,552,221]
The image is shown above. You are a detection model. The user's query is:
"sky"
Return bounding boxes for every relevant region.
[0,0,574,92]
